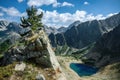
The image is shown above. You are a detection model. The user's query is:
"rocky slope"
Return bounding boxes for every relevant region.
[84,24,120,68]
[49,13,120,49]
[0,28,66,80]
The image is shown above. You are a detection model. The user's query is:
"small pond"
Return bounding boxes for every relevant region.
[70,63,99,76]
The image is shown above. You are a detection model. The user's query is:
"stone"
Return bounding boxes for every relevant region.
[36,73,45,80]
[15,62,26,71]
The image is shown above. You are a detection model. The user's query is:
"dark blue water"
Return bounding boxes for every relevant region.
[70,63,99,76]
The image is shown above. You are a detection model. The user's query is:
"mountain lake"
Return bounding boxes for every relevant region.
[70,63,99,76]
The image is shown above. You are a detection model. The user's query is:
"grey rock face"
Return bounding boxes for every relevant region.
[85,24,120,67]
[48,33,57,47]
[57,26,67,33]
[65,20,104,48]
[49,13,120,49]
[67,20,81,30]
[55,33,66,46]
[2,31,51,67]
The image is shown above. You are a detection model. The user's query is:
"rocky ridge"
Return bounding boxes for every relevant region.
[1,28,66,80]
[49,13,120,49]
[85,24,120,68]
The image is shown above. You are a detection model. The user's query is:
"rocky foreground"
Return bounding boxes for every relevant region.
[0,29,66,80]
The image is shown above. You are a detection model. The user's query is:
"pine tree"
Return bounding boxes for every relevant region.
[20,6,43,31]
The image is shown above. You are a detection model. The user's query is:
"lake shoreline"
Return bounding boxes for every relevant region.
[70,63,99,77]
[57,56,82,80]
[57,56,104,80]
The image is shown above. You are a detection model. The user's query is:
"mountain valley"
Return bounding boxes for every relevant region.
[0,11,120,80]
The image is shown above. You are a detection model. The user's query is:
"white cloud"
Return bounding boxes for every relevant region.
[0,16,20,22]
[106,13,117,17]
[40,9,117,28]
[0,13,4,16]
[27,0,74,8]
[18,0,24,3]
[84,1,89,5]
[53,2,61,7]
[53,2,74,7]
[41,10,89,27]
[85,14,106,20]
[37,8,44,15]
[0,6,117,28]
[95,14,106,20]
[0,6,26,22]
[27,0,57,7]
[62,2,74,7]
[0,6,26,17]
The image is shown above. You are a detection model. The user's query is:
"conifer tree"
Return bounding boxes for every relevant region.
[20,6,43,31]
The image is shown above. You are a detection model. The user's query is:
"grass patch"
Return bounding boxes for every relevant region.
[0,63,16,80]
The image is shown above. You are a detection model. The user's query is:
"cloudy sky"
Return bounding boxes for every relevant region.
[0,0,120,28]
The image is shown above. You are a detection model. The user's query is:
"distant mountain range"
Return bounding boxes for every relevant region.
[49,13,120,48]
[44,25,67,35]
[0,21,22,44]
[0,20,67,44]
[0,13,120,49]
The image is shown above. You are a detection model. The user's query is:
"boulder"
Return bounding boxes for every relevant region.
[1,30,51,68]
[15,62,26,71]
[36,73,45,80]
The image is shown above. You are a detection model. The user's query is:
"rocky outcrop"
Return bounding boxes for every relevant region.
[1,29,67,80]
[2,30,51,67]
[49,13,120,49]
[85,24,120,67]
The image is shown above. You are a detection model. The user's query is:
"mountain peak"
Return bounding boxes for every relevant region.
[49,12,120,49]
[0,20,9,31]
[68,20,81,29]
